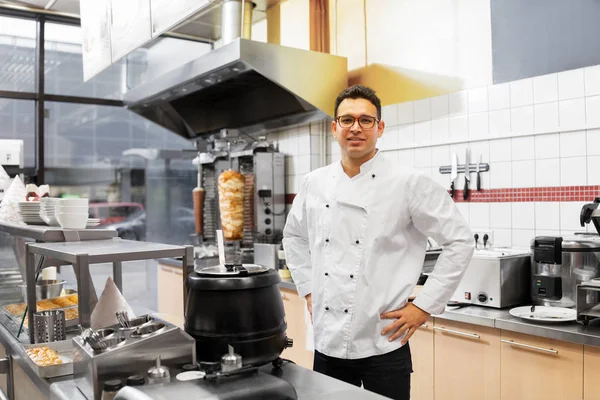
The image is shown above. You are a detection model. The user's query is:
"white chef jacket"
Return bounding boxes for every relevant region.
[282,151,474,359]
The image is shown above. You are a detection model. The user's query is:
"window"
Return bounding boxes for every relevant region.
[0,98,35,167]
[0,16,36,92]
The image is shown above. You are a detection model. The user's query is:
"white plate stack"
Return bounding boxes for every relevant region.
[86,218,100,228]
[56,198,89,230]
[39,197,61,226]
[18,201,44,225]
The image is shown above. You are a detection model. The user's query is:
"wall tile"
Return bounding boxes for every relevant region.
[449,91,468,116]
[414,99,432,122]
[311,134,321,155]
[490,161,512,188]
[511,106,534,135]
[470,203,490,229]
[414,121,432,146]
[512,202,535,229]
[536,230,560,238]
[449,115,469,141]
[397,124,414,148]
[535,202,560,230]
[414,147,432,168]
[561,202,585,231]
[534,102,559,133]
[431,166,448,188]
[455,203,470,224]
[431,118,450,142]
[512,160,535,188]
[587,129,600,156]
[534,133,560,159]
[535,158,560,187]
[431,145,450,166]
[468,87,489,114]
[560,130,586,157]
[488,83,510,111]
[512,229,534,248]
[311,154,323,171]
[297,132,311,155]
[490,203,512,229]
[493,228,512,247]
[588,155,600,185]
[285,156,296,176]
[296,154,311,175]
[558,68,585,100]
[398,149,415,168]
[382,104,398,126]
[510,78,534,107]
[586,95,600,127]
[468,113,489,140]
[383,150,400,165]
[397,102,415,125]
[559,98,586,130]
[298,125,310,138]
[417,167,432,178]
[560,157,587,186]
[468,141,490,166]
[286,130,299,156]
[533,73,559,104]
[489,109,511,137]
[489,138,512,162]
[431,95,449,119]
[585,65,600,97]
[511,136,535,161]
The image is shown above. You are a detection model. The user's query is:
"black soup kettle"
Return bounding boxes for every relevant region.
[185,263,293,369]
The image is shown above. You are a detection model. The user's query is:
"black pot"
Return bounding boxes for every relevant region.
[184,263,293,367]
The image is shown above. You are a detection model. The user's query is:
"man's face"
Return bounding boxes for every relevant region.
[332,98,384,160]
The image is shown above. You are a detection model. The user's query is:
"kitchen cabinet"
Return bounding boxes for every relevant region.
[584,345,600,400]
[410,318,434,400]
[500,331,583,400]
[434,319,500,400]
[13,360,44,400]
[280,288,314,369]
[157,263,185,322]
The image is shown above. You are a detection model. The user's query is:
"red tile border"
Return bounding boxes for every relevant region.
[284,186,600,204]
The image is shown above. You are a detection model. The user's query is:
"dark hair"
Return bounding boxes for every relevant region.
[334,84,382,120]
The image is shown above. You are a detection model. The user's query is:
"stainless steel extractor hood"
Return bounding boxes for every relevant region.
[123,38,348,140]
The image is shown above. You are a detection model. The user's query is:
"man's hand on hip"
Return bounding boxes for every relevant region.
[305,294,312,322]
[380,303,430,345]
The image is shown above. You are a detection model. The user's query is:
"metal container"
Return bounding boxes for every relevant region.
[33,309,66,343]
[18,279,67,300]
[576,279,600,324]
[450,248,531,308]
[531,235,600,308]
[22,339,75,378]
[73,316,195,400]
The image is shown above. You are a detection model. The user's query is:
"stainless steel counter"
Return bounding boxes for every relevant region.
[0,221,117,242]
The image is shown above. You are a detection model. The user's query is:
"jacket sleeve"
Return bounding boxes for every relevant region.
[282,175,313,298]
[408,173,475,315]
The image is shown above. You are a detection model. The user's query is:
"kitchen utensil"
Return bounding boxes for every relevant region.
[185,262,293,367]
[56,212,88,229]
[509,305,576,322]
[22,340,75,378]
[450,152,458,198]
[147,355,171,384]
[464,148,470,200]
[221,345,243,372]
[217,229,226,266]
[18,279,66,300]
[476,154,482,191]
[580,197,600,235]
[33,309,66,343]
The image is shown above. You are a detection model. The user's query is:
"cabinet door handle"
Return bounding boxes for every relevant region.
[501,339,558,354]
[160,266,172,273]
[420,323,428,329]
[281,293,289,300]
[433,326,480,339]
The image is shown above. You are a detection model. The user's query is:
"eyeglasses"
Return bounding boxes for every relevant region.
[336,115,379,129]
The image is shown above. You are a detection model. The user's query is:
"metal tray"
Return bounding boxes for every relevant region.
[22,340,74,378]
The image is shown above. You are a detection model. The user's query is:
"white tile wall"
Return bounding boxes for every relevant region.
[321,65,600,245]
[510,79,534,107]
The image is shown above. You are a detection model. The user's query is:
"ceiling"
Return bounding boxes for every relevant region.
[0,0,277,42]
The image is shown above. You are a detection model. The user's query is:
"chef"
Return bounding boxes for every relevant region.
[282,84,474,400]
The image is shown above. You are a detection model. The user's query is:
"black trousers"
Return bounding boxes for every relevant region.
[313,344,413,400]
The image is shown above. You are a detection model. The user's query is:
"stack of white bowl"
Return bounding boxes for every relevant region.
[18,201,44,225]
[39,197,61,226]
[56,198,89,229]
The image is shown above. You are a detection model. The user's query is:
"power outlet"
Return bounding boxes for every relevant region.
[473,230,493,249]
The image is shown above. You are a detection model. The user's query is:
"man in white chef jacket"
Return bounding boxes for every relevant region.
[282,84,475,399]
